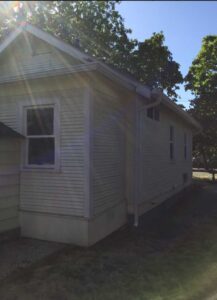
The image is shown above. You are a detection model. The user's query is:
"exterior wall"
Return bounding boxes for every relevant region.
[0,139,21,234]
[0,76,88,222]
[0,68,195,245]
[0,33,81,82]
[88,201,126,245]
[89,75,130,242]
[91,89,125,216]
[125,99,136,208]
[20,211,89,246]
[127,100,193,215]
[0,26,197,245]
[21,201,126,246]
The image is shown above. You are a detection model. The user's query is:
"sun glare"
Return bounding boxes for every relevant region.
[0,1,21,17]
[0,1,34,21]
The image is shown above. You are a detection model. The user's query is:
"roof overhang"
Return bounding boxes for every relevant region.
[0,62,200,132]
[161,95,202,132]
[0,22,200,132]
[0,122,24,138]
[0,60,151,98]
[0,22,92,63]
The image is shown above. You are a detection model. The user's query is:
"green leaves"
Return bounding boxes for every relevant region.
[186,35,217,175]
[185,35,217,96]
[0,1,183,101]
[128,32,183,101]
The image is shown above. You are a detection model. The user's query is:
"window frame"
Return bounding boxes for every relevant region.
[21,101,60,170]
[147,106,160,121]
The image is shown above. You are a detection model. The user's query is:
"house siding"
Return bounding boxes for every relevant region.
[127,101,193,214]
[0,33,80,82]
[89,72,131,218]
[0,77,87,218]
[91,89,125,216]
[125,99,135,208]
[0,24,198,246]
[0,139,20,234]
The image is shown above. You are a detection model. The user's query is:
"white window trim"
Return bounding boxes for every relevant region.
[19,98,60,171]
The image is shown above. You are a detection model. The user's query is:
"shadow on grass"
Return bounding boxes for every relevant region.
[1,183,217,300]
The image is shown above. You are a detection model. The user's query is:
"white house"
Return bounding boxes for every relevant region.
[0,23,200,246]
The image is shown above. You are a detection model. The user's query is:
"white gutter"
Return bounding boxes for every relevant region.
[133,88,163,227]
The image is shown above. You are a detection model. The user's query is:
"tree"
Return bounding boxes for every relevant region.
[0,1,183,100]
[185,35,217,181]
[130,32,183,101]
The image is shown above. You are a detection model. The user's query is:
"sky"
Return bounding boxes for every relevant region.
[117,1,217,108]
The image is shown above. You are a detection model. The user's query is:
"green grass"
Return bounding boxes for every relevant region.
[3,224,217,300]
[1,184,217,299]
[193,171,213,182]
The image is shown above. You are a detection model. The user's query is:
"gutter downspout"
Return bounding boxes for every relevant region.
[133,88,163,227]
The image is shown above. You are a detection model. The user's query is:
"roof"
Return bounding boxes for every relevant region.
[0,21,152,99]
[0,22,201,131]
[162,95,201,131]
[0,122,24,138]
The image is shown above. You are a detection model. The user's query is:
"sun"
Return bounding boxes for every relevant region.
[0,1,22,17]
[0,1,34,21]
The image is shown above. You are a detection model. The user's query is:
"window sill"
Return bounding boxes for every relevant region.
[21,166,62,174]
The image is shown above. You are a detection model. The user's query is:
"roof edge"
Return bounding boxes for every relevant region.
[0,23,200,131]
[162,95,202,132]
[0,122,24,138]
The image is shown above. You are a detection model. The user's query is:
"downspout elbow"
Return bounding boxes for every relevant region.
[146,88,163,108]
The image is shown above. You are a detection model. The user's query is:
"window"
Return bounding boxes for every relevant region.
[169,125,174,160]
[147,107,160,121]
[24,106,57,167]
[184,133,187,160]
[154,108,160,121]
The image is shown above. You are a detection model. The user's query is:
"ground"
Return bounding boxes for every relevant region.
[1,179,217,300]
[193,171,214,182]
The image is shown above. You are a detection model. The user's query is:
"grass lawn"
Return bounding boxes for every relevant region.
[1,183,217,299]
[193,171,214,182]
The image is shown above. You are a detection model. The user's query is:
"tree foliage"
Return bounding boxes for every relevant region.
[130,32,183,100]
[0,1,183,100]
[185,36,217,96]
[185,35,217,180]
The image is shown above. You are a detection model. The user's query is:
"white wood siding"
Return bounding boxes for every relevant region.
[0,139,20,233]
[0,78,87,217]
[0,33,80,82]
[91,90,125,216]
[128,101,193,214]
[125,100,135,208]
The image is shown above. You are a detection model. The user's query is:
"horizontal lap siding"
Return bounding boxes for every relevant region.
[0,80,86,217]
[0,33,80,82]
[0,140,20,233]
[92,91,125,216]
[20,90,85,216]
[125,101,134,207]
[138,105,192,207]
